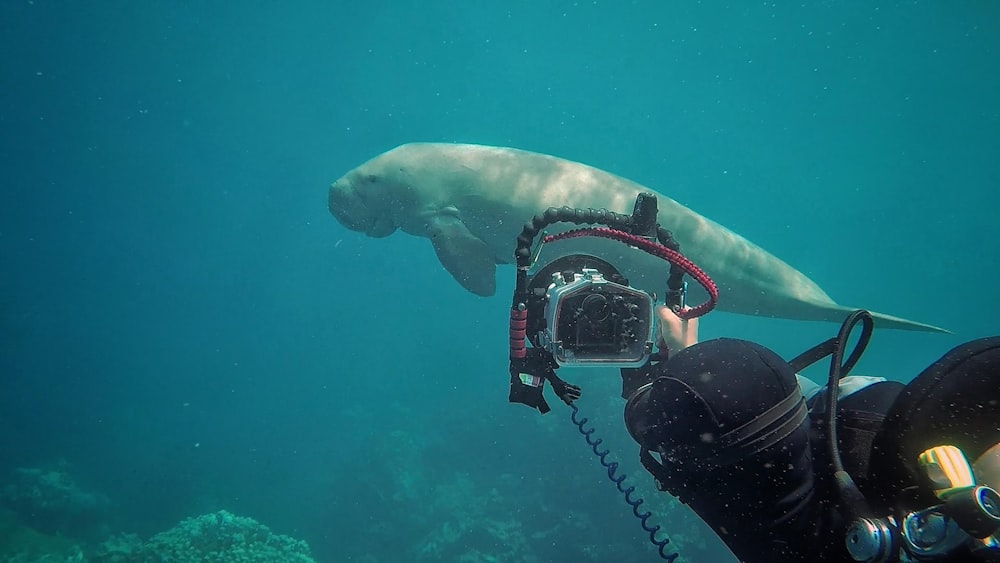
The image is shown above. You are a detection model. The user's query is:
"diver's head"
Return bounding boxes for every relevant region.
[624,338,815,557]
[625,338,804,455]
[624,337,811,510]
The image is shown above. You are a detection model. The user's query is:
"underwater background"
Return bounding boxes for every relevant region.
[1,1,998,561]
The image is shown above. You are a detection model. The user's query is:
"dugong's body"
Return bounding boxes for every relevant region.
[328,142,946,333]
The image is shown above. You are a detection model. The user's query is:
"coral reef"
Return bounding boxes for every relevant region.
[1,461,316,561]
[413,473,538,562]
[0,507,86,562]
[92,510,316,563]
[0,459,111,539]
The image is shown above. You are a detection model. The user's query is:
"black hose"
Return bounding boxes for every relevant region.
[826,310,875,518]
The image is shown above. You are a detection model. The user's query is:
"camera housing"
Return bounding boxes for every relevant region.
[530,259,654,368]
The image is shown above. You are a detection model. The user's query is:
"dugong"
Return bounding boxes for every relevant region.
[328,142,947,333]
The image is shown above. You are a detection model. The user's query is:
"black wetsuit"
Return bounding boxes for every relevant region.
[624,337,1000,563]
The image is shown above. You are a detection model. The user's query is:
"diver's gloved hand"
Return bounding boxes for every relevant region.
[509,373,552,414]
[548,374,581,405]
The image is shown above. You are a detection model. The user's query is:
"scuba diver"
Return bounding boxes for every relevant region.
[506,193,1000,562]
[623,305,1000,562]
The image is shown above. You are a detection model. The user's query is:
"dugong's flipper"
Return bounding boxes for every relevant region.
[426,214,497,296]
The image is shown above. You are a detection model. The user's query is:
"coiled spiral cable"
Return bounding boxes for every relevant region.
[570,404,679,561]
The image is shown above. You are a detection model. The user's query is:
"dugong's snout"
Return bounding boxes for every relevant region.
[328,178,397,237]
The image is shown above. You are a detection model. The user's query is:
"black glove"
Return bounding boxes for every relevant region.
[509,372,551,414]
[548,373,581,405]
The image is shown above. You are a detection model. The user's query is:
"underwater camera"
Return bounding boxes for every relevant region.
[508,193,716,371]
[526,255,654,368]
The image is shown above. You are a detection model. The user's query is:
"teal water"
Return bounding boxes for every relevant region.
[1,2,997,561]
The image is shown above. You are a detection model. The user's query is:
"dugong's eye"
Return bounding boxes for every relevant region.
[365,174,377,183]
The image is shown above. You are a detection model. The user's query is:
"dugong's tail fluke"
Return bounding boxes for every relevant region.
[865,310,951,334]
[816,303,949,333]
[773,300,950,333]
